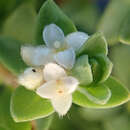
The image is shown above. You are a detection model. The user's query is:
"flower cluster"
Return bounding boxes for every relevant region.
[18,24,89,116]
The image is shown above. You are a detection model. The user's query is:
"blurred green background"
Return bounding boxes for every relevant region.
[0,0,130,130]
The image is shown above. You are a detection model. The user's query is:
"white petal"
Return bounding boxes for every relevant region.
[43,24,64,48]
[51,94,72,116]
[62,76,79,94]
[36,80,57,99]
[18,67,44,90]
[54,48,75,70]
[21,46,54,66]
[33,47,54,66]
[44,63,66,81]
[21,46,36,66]
[66,32,89,51]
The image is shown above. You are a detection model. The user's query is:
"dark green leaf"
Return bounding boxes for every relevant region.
[0,85,31,130]
[11,86,54,122]
[35,0,77,44]
[70,55,93,85]
[77,32,108,57]
[0,36,27,75]
[73,77,130,108]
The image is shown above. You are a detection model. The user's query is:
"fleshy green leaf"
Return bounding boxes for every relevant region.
[0,36,27,75]
[70,55,93,85]
[35,0,77,44]
[77,32,108,57]
[98,0,130,45]
[77,84,111,105]
[11,86,54,122]
[0,85,31,130]
[90,54,113,83]
[73,77,130,108]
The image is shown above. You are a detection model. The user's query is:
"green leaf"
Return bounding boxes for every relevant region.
[0,36,27,75]
[11,86,54,122]
[77,84,111,105]
[77,32,108,57]
[0,85,31,130]
[90,54,113,83]
[98,0,130,45]
[36,115,53,130]
[35,0,77,44]
[73,77,130,108]
[70,55,93,85]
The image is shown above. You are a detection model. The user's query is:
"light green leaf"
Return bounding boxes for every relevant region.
[11,86,54,122]
[35,0,77,44]
[98,0,130,45]
[90,54,113,83]
[73,77,130,108]
[70,55,93,85]
[77,32,108,57]
[0,36,27,75]
[36,115,53,130]
[77,84,111,105]
[0,85,31,130]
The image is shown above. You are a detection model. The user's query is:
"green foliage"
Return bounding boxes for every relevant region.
[90,54,113,83]
[0,36,27,75]
[70,55,93,85]
[73,77,130,108]
[0,85,31,130]
[35,0,77,44]
[77,32,108,57]
[98,0,130,45]
[11,86,54,122]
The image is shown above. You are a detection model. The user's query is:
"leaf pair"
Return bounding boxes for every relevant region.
[71,32,112,85]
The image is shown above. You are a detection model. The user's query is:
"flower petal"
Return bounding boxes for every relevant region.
[33,47,54,66]
[18,67,44,90]
[61,76,79,94]
[54,48,75,70]
[21,46,54,66]
[43,24,65,48]
[66,32,89,51]
[36,80,57,99]
[51,94,72,116]
[44,63,66,81]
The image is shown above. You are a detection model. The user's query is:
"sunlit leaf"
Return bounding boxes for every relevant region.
[11,86,54,122]
[73,77,130,108]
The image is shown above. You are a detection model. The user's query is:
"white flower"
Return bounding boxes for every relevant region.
[21,24,89,69]
[18,67,44,90]
[36,63,79,116]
